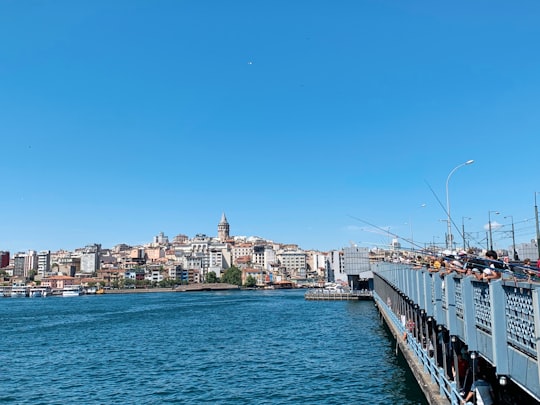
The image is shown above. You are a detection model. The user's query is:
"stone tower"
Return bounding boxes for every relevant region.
[218,212,230,242]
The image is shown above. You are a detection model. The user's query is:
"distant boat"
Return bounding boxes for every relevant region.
[322,282,350,293]
[29,287,49,298]
[85,286,97,295]
[62,285,82,297]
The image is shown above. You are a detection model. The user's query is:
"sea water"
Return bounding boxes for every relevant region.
[0,289,427,404]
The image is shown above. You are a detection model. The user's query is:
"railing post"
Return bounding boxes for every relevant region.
[461,276,478,352]
[433,274,444,324]
[418,270,426,315]
[490,279,508,375]
[446,275,457,333]
[532,288,540,385]
[424,271,433,318]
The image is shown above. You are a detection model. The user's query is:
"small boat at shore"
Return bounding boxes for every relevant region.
[30,287,50,297]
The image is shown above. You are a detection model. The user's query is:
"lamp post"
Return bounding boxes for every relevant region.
[445,160,474,250]
[462,217,471,251]
[488,210,499,251]
[504,215,517,261]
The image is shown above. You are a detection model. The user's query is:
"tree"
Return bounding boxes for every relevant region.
[244,275,257,288]
[221,266,242,286]
[124,278,135,288]
[206,271,219,283]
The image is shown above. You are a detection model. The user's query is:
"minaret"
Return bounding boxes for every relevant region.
[218,212,230,242]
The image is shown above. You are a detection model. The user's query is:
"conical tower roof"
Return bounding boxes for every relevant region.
[219,212,228,224]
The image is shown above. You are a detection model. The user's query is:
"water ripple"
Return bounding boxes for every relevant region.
[0,290,427,404]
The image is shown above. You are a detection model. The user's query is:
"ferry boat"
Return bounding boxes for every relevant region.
[62,285,82,297]
[11,285,28,298]
[29,287,49,298]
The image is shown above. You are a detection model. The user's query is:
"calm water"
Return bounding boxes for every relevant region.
[1,290,427,404]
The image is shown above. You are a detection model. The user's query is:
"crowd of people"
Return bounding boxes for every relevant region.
[409,249,539,283]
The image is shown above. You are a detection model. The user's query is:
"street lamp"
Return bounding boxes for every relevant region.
[445,160,474,249]
[462,217,471,251]
[488,210,500,251]
[504,215,518,261]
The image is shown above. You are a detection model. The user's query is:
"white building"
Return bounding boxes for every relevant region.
[37,250,51,277]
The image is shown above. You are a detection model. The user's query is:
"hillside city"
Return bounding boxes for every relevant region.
[0,214,352,291]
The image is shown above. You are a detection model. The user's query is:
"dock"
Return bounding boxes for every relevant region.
[304,289,373,301]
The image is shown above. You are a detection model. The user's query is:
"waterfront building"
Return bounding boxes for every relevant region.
[232,243,254,264]
[209,248,226,269]
[0,251,9,268]
[41,275,76,290]
[23,250,37,277]
[277,250,307,278]
[145,269,164,283]
[307,250,327,281]
[37,250,51,277]
[326,250,345,283]
[169,265,189,283]
[80,244,101,274]
[242,267,264,285]
[13,253,25,278]
[50,251,81,276]
[343,246,373,290]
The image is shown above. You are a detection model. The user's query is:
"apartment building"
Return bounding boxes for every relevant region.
[277,250,307,278]
[37,250,51,277]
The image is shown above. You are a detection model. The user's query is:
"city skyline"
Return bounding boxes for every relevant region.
[1,2,540,253]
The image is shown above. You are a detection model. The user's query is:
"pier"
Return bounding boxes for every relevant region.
[304,289,373,301]
[372,260,540,405]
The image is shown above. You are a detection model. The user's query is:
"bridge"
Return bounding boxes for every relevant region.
[372,260,540,404]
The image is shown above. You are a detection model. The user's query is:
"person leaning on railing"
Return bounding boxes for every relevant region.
[520,258,538,282]
[478,250,502,282]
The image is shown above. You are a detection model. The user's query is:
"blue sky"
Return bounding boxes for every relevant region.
[1,1,539,253]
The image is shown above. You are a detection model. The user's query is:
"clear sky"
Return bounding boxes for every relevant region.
[1,1,539,254]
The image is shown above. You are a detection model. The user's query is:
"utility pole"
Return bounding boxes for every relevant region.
[505,215,517,261]
[462,217,471,251]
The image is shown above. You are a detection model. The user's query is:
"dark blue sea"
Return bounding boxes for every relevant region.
[1,289,427,404]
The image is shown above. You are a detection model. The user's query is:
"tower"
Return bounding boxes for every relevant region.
[218,213,230,242]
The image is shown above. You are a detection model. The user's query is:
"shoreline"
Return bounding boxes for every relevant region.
[101,283,241,294]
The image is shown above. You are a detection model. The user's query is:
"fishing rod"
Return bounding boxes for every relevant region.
[347,214,428,252]
[424,181,491,249]
[424,180,470,246]
[434,252,537,282]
